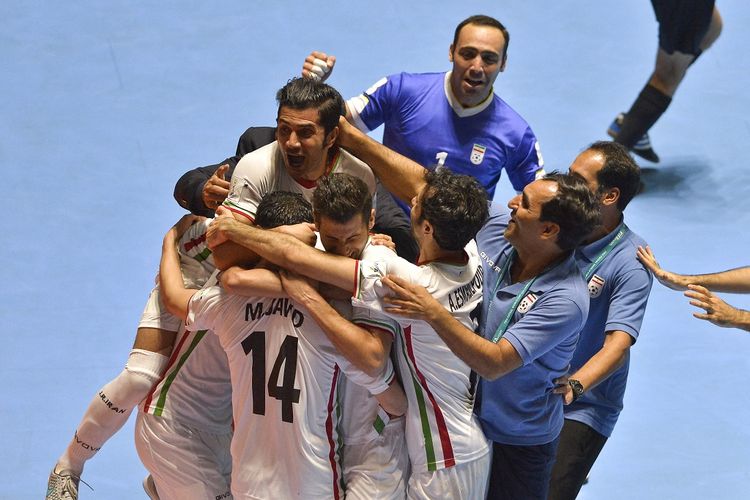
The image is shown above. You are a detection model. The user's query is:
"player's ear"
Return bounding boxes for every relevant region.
[324,126,338,149]
[368,209,375,230]
[602,187,619,208]
[540,221,560,243]
[448,44,455,62]
[421,219,433,238]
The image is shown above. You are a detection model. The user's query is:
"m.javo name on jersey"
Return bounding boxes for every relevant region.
[245,298,305,327]
[447,266,483,312]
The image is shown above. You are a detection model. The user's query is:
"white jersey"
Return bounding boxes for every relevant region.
[224,141,376,222]
[140,324,232,434]
[139,219,231,433]
[177,217,216,289]
[351,239,488,473]
[186,286,394,500]
[337,242,400,446]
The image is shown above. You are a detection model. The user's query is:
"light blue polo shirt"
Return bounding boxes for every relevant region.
[565,219,652,437]
[475,206,590,446]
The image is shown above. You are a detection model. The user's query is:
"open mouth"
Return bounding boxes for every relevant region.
[465,78,484,88]
[286,154,305,168]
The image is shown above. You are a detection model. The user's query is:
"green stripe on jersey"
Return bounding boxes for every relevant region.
[192,247,212,263]
[152,330,207,416]
[399,330,437,470]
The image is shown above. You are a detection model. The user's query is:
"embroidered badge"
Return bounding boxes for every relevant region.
[517,292,538,314]
[361,260,386,279]
[470,144,487,165]
[588,274,605,298]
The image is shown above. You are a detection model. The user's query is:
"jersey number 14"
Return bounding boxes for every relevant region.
[241,331,301,423]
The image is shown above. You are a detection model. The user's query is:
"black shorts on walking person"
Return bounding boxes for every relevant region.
[652,0,715,55]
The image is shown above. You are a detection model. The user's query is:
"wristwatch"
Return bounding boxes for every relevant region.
[568,379,584,402]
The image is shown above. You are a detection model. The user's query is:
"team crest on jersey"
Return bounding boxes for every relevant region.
[588,274,605,298]
[470,144,487,165]
[517,292,538,314]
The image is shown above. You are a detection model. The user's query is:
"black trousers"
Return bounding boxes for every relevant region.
[547,419,608,500]
[487,437,559,500]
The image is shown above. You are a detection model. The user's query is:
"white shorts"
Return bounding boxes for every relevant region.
[135,411,232,500]
[406,448,490,500]
[344,416,409,500]
[138,286,182,332]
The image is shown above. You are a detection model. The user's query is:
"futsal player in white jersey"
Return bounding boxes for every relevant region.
[134,192,323,500]
[207,169,492,499]
[46,215,219,500]
[225,173,410,499]
[159,194,405,500]
[214,77,376,270]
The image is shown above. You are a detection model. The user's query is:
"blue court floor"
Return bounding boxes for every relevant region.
[2,1,749,498]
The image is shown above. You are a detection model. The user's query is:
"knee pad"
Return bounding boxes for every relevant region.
[110,349,169,406]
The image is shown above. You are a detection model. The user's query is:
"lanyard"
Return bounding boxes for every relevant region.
[487,249,538,343]
[583,223,629,281]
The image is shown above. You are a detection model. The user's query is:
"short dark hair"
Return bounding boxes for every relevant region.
[276,77,345,136]
[312,173,372,224]
[586,141,641,210]
[452,15,510,62]
[255,191,313,229]
[418,169,489,251]
[539,173,601,251]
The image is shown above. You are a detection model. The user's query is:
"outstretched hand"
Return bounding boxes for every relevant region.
[637,245,688,290]
[684,284,740,328]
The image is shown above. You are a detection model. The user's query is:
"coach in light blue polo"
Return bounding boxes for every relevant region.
[469,173,599,500]
[566,220,651,435]
[548,142,653,500]
[476,209,590,447]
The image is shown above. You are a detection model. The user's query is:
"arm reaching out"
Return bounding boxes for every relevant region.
[638,246,750,292]
[207,214,358,292]
[159,215,202,321]
[336,117,427,204]
[280,270,392,376]
[684,285,750,332]
[381,274,522,380]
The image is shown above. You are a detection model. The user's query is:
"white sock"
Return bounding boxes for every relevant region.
[56,349,168,474]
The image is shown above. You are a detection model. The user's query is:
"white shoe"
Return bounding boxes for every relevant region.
[45,466,80,500]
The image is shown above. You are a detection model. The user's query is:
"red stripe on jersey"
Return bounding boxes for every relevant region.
[183,231,207,252]
[404,325,456,467]
[352,259,360,297]
[142,329,191,412]
[325,365,341,500]
[224,206,255,223]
